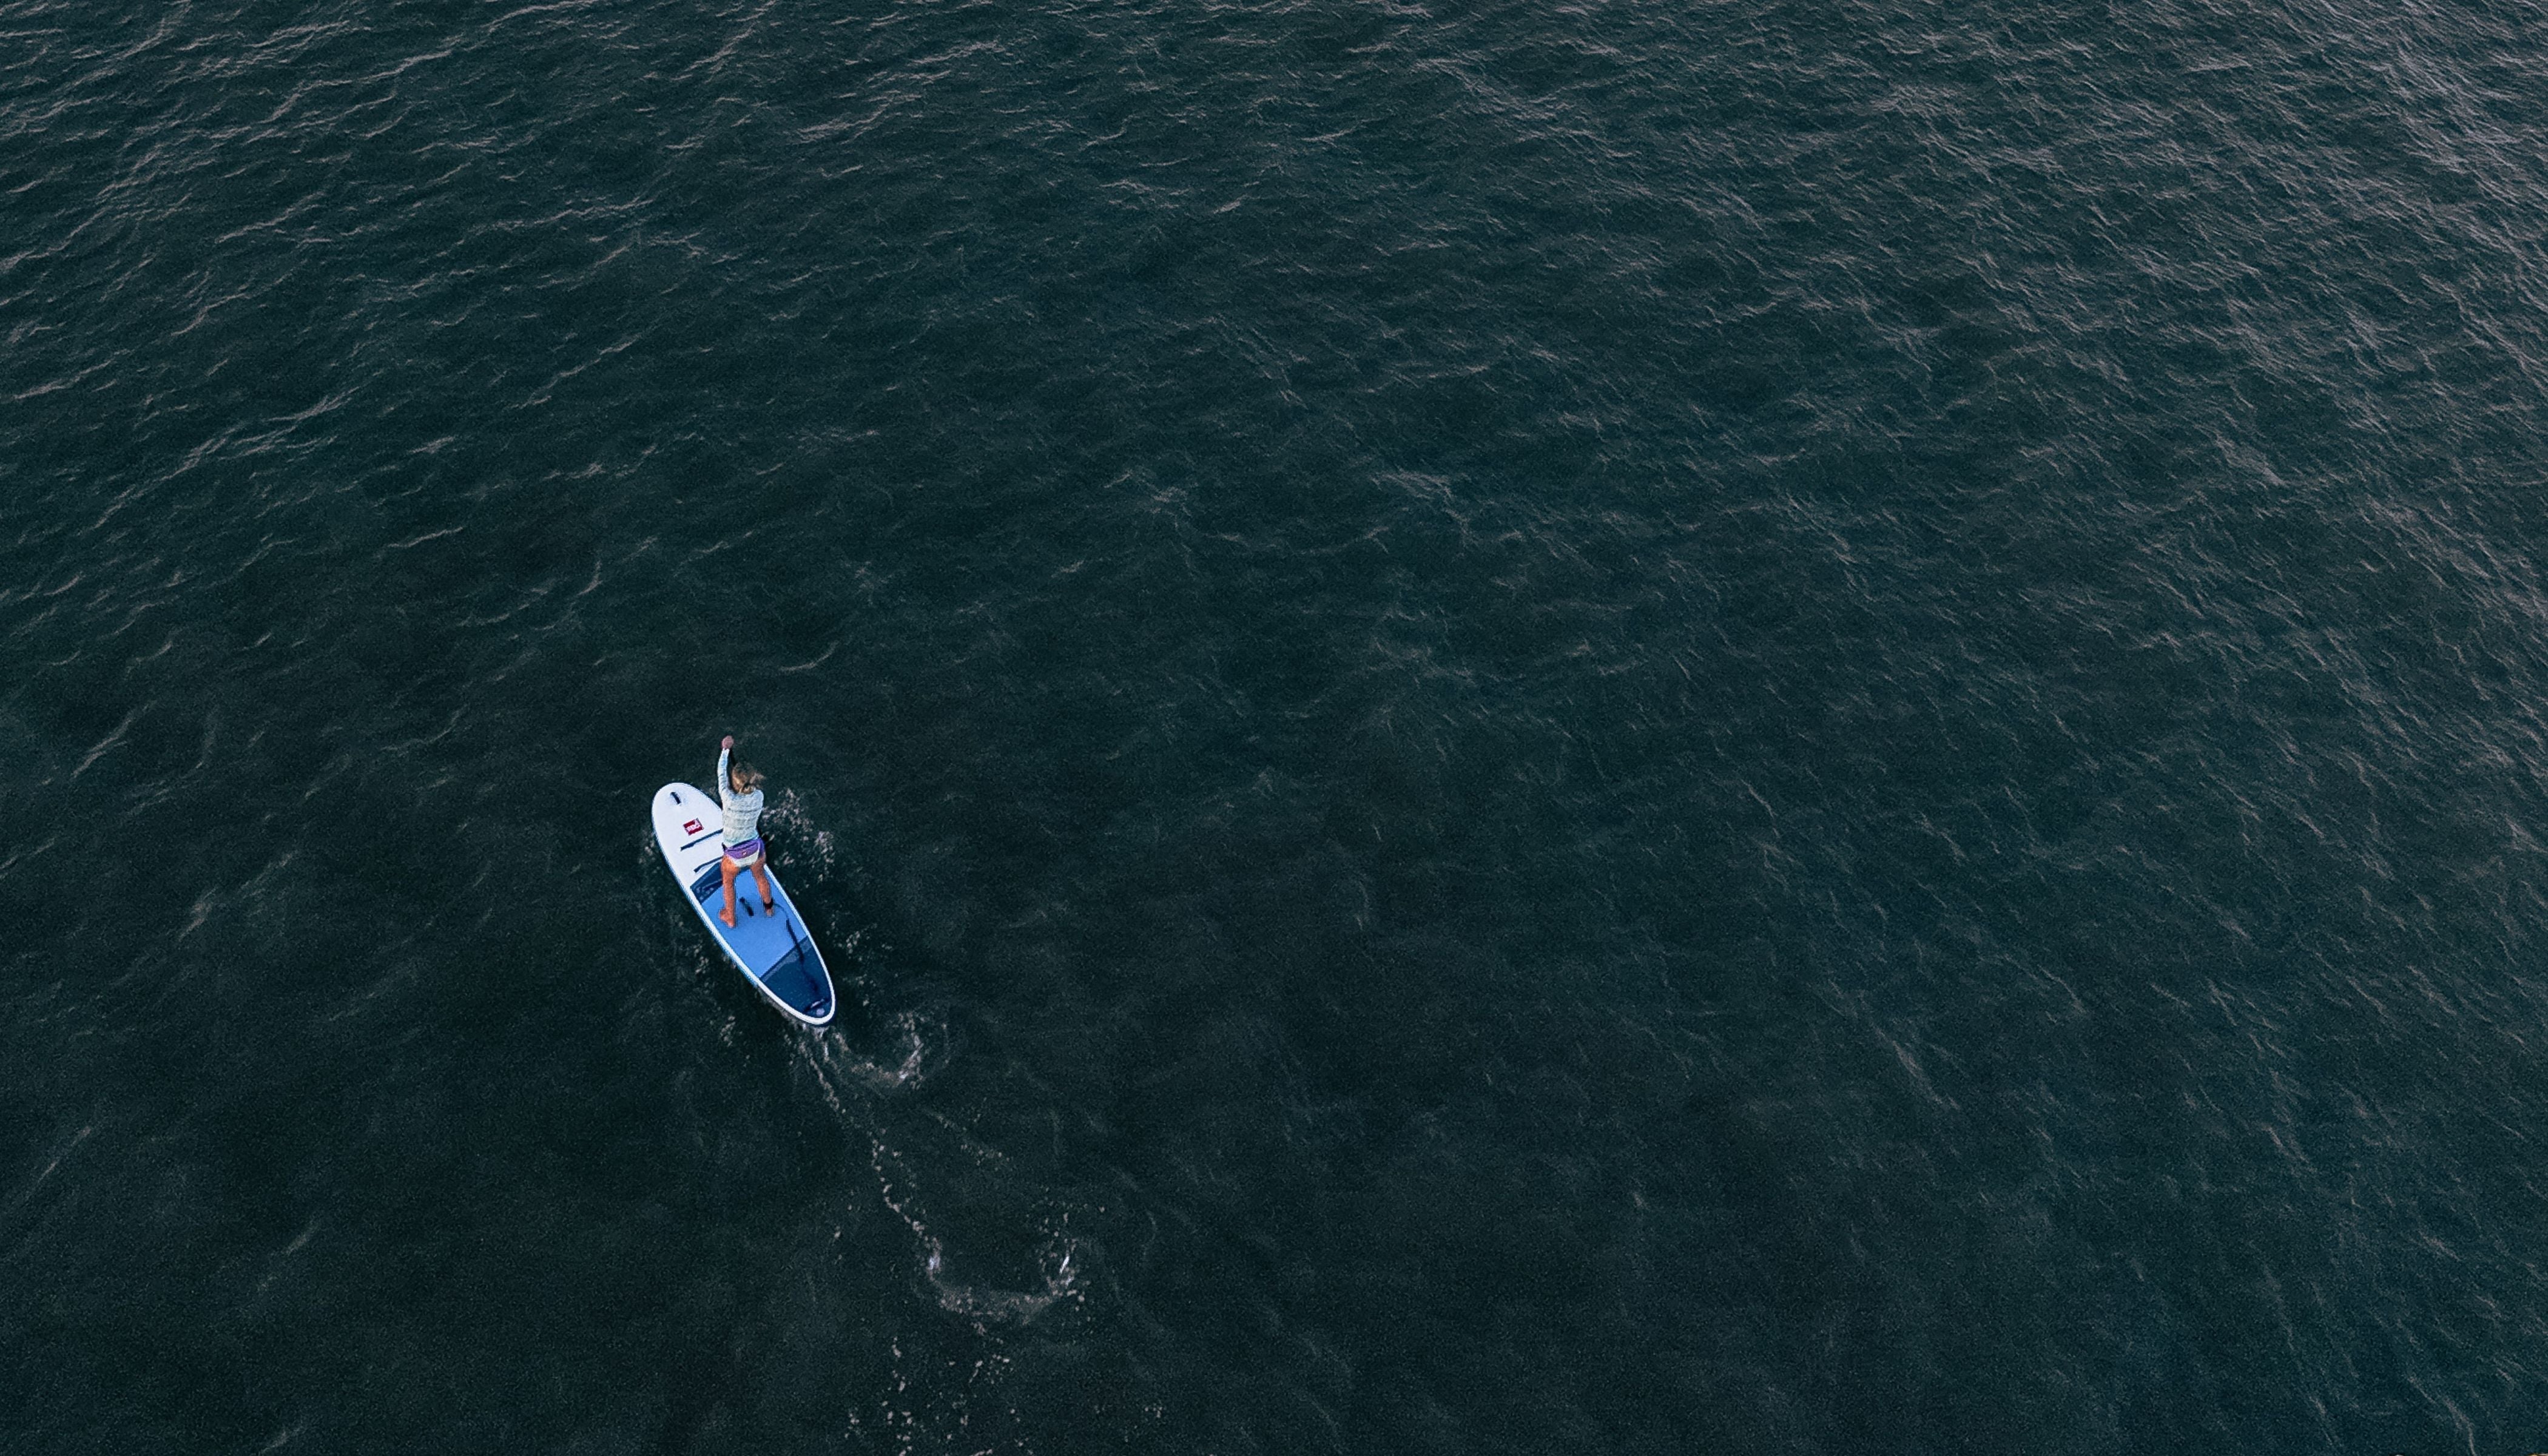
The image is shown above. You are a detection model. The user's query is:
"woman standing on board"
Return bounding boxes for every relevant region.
[715,733,772,928]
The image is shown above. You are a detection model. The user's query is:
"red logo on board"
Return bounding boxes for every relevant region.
[682,819,703,835]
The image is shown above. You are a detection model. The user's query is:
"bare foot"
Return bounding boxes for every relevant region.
[718,911,736,928]
[761,900,776,913]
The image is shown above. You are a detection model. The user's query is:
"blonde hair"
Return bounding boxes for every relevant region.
[730,761,763,792]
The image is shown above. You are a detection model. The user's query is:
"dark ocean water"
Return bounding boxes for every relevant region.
[9,0,2548,1450]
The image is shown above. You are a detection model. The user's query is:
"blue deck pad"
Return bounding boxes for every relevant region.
[685,862,829,1017]
[759,945,830,1017]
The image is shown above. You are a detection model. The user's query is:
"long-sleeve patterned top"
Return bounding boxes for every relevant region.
[716,744,764,846]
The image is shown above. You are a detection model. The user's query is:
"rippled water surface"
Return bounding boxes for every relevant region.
[11,0,2548,1451]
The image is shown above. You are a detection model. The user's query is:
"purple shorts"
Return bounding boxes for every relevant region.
[723,838,764,868]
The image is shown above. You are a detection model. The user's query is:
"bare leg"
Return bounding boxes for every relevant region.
[720,857,739,926]
[750,862,775,911]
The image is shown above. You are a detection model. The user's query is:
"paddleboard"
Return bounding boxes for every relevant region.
[652,781,835,1027]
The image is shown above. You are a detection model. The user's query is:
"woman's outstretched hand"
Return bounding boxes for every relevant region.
[721,735,735,750]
